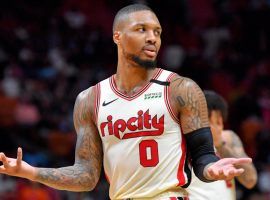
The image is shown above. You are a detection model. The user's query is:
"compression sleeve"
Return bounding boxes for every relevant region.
[184,127,219,182]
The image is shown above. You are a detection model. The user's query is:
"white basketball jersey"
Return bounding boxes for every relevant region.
[95,68,191,200]
[186,168,236,200]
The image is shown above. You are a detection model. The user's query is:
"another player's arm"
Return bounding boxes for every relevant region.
[216,130,257,188]
[35,87,103,191]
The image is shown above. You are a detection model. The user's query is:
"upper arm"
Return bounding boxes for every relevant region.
[170,75,209,134]
[73,87,103,179]
[224,130,258,188]
[223,130,247,158]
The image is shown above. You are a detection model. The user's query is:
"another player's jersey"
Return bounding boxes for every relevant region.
[186,168,236,200]
[95,68,191,200]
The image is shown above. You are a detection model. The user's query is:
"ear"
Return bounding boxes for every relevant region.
[113,31,121,45]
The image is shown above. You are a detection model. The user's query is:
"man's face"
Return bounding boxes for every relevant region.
[115,10,162,69]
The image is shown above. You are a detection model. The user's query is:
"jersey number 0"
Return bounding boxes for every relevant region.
[139,140,159,167]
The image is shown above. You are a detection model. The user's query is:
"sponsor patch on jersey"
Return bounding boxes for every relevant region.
[144,92,162,100]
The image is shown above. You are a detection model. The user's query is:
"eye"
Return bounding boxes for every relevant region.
[154,30,161,36]
[137,27,145,32]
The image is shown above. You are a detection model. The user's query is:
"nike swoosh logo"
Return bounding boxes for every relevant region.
[102,98,119,106]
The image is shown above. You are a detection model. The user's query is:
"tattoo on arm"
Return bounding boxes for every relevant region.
[231,133,246,155]
[37,165,92,191]
[171,77,185,87]
[36,87,102,191]
[171,77,209,133]
[177,96,185,106]
[217,131,246,158]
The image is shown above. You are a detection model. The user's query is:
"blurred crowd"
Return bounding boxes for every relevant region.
[0,0,270,199]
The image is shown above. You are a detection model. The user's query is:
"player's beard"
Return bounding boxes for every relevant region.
[129,54,157,69]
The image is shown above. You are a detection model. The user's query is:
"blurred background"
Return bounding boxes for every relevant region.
[0,0,269,199]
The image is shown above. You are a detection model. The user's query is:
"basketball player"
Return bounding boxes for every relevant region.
[0,4,251,200]
[187,90,257,200]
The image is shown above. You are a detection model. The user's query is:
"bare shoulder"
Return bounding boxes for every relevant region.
[169,75,205,102]
[169,75,198,106]
[169,74,209,133]
[222,130,240,142]
[170,74,196,94]
[222,130,244,149]
[73,85,102,162]
[74,86,96,131]
[76,86,95,106]
[222,130,234,144]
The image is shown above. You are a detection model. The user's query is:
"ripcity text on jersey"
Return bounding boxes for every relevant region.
[95,68,191,200]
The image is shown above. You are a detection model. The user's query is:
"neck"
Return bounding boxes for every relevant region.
[115,58,157,96]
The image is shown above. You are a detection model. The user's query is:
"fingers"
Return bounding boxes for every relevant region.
[207,168,216,179]
[216,157,252,167]
[233,158,252,165]
[0,153,11,169]
[0,165,7,174]
[234,168,244,176]
[208,167,226,180]
[223,168,244,180]
[208,165,245,180]
[223,168,234,177]
[17,147,22,166]
[207,157,251,181]
[208,168,226,180]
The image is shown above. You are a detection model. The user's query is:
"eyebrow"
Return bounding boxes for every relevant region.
[134,23,162,31]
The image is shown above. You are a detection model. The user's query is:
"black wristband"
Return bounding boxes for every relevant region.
[185,127,220,182]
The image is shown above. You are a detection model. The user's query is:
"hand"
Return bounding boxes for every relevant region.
[204,157,252,181]
[0,147,36,180]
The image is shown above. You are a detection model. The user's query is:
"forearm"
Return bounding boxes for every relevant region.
[186,128,219,182]
[33,164,99,192]
[236,164,257,189]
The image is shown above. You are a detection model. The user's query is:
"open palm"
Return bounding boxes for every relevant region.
[206,157,252,181]
[0,147,36,180]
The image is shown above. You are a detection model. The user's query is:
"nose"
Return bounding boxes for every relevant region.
[146,30,156,44]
